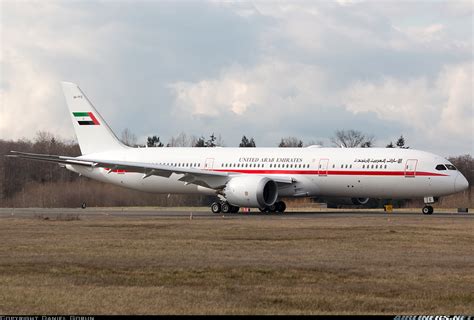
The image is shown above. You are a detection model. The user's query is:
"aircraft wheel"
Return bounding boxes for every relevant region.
[422,205,433,215]
[230,205,240,213]
[259,207,269,213]
[211,202,221,214]
[268,204,277,213]
[81,202,87,209]
[221,202,231,214]
[275,201,286,213]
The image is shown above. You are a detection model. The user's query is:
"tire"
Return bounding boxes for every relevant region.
[230,206,240,213]
[422,205,433,215]
[211,202,221,214]
[275,201,286,213]
[259,207,269,213]
[268,204,277,213]
[221,202,231,214]
[81,202,87,209]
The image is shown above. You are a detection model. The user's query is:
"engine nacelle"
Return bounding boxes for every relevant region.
[224,176,278,208]
[351,197,370,205]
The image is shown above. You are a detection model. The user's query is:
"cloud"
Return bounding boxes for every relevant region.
[1,1,472,155]
[342,61,473,148]
[169,59,328,118]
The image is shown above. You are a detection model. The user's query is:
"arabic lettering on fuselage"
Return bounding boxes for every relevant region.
[239,157,303,163]
[354,158,403,164]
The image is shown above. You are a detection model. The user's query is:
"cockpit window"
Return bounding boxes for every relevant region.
[445,164,457,170]
[435,164,446,170]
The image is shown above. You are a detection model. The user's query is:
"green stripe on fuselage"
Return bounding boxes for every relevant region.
[73,112,89,117]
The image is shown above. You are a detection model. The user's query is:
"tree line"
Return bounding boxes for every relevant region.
[124,128,386,148]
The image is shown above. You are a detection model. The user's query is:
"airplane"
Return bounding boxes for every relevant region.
[8,82,469,215]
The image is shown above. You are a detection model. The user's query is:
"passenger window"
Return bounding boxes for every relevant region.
[445,164,457,170]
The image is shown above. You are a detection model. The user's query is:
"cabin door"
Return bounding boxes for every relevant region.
[318,158,329,176]
[404,159,418,177]
[204,158,214,170]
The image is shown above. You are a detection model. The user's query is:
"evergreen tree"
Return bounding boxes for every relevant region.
[396,135,405,148]
[194,137,206,147]
[239,135,256,147]
[278,136,303,147]
[146,136,164,147]
[205,133,217,147]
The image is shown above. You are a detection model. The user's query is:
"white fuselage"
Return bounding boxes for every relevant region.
[68,147,467,200]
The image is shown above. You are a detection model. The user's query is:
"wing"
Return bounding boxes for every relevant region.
[8,151,230,189]
[8,151,294,190]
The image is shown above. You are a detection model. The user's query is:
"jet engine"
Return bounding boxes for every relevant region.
[224,176,278,208]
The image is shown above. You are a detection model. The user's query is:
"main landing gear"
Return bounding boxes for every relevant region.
[211,201,240,214]
[422,205,434,215]
[210,200,287,214]
[259,201,287,213]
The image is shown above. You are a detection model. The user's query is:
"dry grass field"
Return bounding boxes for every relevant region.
[0,212,473,314]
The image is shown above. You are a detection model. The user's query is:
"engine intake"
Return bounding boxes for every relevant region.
[224,176,278,208]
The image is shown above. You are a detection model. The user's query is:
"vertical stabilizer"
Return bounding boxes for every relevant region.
[61,82,127,155]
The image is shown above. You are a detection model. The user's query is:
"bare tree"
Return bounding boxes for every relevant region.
[278,136,303,147]
[449,154,474,185]
[214,134,224,147]
[120,128,137,147]
[168,132,193,147]
[330,129,374,148]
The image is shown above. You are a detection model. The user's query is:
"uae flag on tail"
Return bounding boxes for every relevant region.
[73,112,100,125]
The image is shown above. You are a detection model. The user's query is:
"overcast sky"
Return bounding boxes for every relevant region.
[1,0,472,156]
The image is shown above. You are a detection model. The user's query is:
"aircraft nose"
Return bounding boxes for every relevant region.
[454,173,469,193]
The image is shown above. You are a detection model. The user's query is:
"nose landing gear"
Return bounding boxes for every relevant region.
[422,196,436,215]
[422,205,434,215]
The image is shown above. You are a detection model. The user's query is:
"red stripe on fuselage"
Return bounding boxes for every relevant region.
[212,169,448,177]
